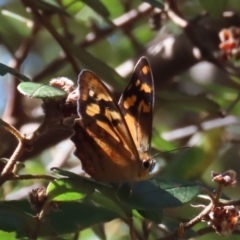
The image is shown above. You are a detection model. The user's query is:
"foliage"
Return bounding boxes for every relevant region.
[0,0,240,239]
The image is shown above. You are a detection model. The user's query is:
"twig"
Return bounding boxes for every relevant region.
[219,199,240,206]
[10,174,56,181]
[159,186,215,240]
[161,115,240,142]
[164,0,228,72]
[33,3,154,82]
[128,216,137,240]
[22,0,80,76]
[0,108,68,185]
[0,120,32,184]
[3,22,40,127]
[0,119,25,141]
[214,184,223,204]
[0,141,26,183]
[183,198,213,229]
[56,0,73,40]
[32,199,52,239]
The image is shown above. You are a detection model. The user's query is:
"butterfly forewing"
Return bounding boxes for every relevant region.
[77,71,138,158]
[119,57,154,154]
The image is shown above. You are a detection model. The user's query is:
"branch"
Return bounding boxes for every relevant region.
[161,115,240,142]
[22,0,80,75]
[33,3,154,82]
[3,23,40,127]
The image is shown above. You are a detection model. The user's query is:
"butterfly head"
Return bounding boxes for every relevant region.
[142,158,156,173]
[137,151,156,180]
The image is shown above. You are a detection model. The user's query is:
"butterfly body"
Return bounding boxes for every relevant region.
[71,57,155,182]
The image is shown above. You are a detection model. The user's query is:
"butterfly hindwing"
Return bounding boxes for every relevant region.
[72,121,137,181]
[119,57,154,155]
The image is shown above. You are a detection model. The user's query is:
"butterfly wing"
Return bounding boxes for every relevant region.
[77,70,138,157]
[118,57,154,155]
[71,70,149,181]
[72,121,138,181]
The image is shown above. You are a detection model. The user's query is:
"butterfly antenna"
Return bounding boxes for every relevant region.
[163,146,190,154]
[152,146,190,158]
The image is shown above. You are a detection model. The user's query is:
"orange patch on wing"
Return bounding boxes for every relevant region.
[142,65,149,75]
[135,79,140,86]
[106,109,121,121]
[96,120,120,142]
[86,103,100,116]
[96,93,113,101]
[140,83,151,93]
[138,100,150,113]
[123,95,137,109]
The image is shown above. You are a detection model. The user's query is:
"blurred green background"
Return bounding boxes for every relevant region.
[1,0,240,239]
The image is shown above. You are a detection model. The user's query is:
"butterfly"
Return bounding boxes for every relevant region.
[71,57,155,182]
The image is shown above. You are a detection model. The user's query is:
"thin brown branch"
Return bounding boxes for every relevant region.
[183,199,213,229]
[10,174,56,181]
[159,188,214,240]
[23,1,80,76]
[32,199,51,239]
[214,184,224,204]
[161,115,240,142]
[164,0,228,72]
[0,119,25,141]
[164,0,187,28]
[33,2,154,82]
[3,23,41,127]
[56,0,73,40]
[219,199,240,206]
[128,217,137,240]
[0,120,32,182]
[0,140,28,185]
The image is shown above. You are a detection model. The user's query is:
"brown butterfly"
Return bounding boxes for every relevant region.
[71,57,155,182]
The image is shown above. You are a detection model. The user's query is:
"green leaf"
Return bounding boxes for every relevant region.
[143,0,164,9]
[91,191,127,218]
[0,231,16,240]
[48,202,118,234]
[51,167,83,179]
[155,178,200,203]
[32,0,70,16]
[230,76,240,84]
[47,178,95,201]
[138,209,163,223]
[81,0,110,17]
[199,0,227,19]
[51,168,110,187]
[0,203,56,238]
[116,179,200,210]
[0,63,31,82]
[17,82,66,98]
[0,201,118,236]
[117,181,170,210]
